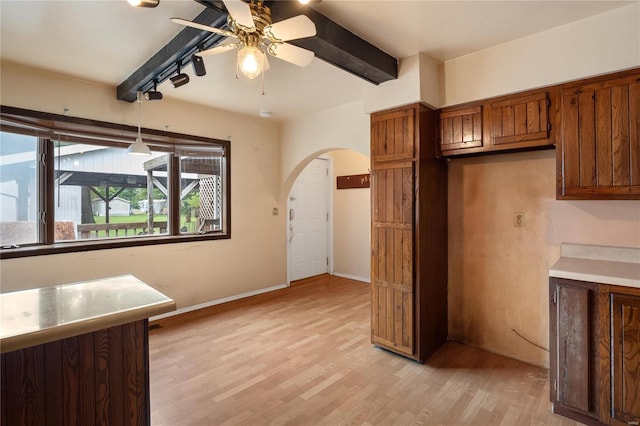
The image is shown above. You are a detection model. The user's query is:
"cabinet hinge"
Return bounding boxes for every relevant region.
[553,290,557,305]
[553,379,557,392]
[547,122,552,132]
[547,98,551,108]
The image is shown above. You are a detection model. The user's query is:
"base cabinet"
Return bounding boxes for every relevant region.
[550,277,640,426]
[611,294,640,424]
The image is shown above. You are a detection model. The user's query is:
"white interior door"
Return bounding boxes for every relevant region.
[288,158,330,282]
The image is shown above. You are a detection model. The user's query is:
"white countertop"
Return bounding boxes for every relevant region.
[549,244,640,288]
[0,275,175,353]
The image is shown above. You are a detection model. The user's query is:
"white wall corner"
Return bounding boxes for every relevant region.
[418,52,445,109]
[363,53,421,113]
[363,52,445,113]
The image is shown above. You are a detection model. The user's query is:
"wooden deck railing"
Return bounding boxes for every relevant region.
[76,221,168,239]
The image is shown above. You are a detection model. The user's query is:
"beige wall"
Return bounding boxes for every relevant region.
[279,100,370,201]
[0,61,287,309]
[448,151,640,367]
[444,3,640,106]
[330,150,370,282]
[444,4,640,367]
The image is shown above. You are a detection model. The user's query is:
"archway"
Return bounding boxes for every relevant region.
[284,149,370,285]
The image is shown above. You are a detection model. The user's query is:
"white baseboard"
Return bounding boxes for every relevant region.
[332,272,370,283]
[150,283,288,321]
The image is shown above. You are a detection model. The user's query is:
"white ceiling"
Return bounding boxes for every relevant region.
[0,0,633,121]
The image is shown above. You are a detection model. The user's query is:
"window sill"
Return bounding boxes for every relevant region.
[0,232,230,259]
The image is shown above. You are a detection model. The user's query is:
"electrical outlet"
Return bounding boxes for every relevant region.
[514,212,525,227]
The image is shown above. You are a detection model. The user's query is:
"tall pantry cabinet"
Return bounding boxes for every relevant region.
[370,103,448,362]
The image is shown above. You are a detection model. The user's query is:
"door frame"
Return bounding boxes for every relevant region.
[286,155,333,286]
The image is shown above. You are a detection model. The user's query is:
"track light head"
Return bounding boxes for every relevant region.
[144,91,163,101]
[127,0,159,7]
[192,54,207,77]
[144,81,163,101]
[170,62,190,88]
[170,73,190,88]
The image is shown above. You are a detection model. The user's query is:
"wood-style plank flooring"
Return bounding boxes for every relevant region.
[149,275,578,426]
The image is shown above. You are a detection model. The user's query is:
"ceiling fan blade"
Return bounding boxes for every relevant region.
[222,0,255,29]
[265,15,316,42]
[171,18,234,38]
[196,41,238,57]
[269,43,314,67]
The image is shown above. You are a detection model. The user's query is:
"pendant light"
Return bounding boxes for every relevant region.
[128,92,151,156]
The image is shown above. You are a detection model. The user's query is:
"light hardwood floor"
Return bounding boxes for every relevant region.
[149,275,579,426]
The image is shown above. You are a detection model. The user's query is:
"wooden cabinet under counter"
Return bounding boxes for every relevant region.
[549,244,640,426]
[0,275,176,425]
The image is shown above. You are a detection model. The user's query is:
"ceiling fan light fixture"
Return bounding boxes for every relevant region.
[127,0,159,8]
[237,46,264,79]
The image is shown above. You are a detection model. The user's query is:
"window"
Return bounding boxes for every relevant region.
[0,106,230,258]
[0,133,39,246]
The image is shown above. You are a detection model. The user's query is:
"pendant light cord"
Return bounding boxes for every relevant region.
[137,91,142,138]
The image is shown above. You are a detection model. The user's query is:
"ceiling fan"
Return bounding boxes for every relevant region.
[172,0,317,80]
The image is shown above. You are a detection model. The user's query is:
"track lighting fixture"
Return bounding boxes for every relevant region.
[128,92,151,156]
[127,0,159,8]
[144,80,163,101]
[192,54,207,77]
[170,62,190,88]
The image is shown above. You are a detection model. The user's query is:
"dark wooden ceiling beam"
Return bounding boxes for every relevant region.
[116,5,228,102]
[117,0,398,102]
[267,1,397,85]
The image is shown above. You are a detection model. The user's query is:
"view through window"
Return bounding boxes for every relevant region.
[0,107,230,257]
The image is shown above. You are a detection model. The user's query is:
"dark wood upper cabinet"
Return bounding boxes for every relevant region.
[370,103,448,363]
[439,88,556,157]
[371,107,415,161]
[440,106,483,152]
[558,72,640,199]
[490,92,551,146]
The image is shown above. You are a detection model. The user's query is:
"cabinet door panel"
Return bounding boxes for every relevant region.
[557,284,592,413]
[371,108,415,160]
[559,72,640,199]
[630,82,640,186]
[491,92,549,145]
[371,161,414,356]
[440,107,482,151]
[611,85,630,187]
[595,88,613,187]
[611,293,640,424]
